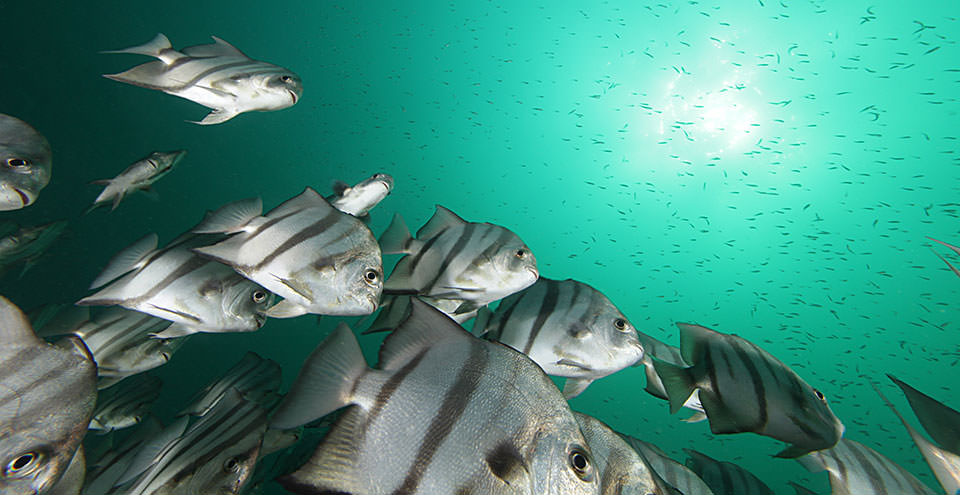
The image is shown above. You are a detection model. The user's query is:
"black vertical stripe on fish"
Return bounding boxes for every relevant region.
[244,209,302,243]
[392,343,487,495]
[358,348,429,446]
[253,210,342,270]
[404,234,442,279]
[425,223,479,293]
[729,342,768,432]
[491,292,523,341]
[522,280,559,355]
[846,443,886,493]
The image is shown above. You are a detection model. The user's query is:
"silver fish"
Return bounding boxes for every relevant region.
[45,448,85,495]
[83,417,163,495]
[379,205,539,319]
[103,34,302,125]
[573,412,675,495]
[179,351,280,417]
[78,233,273,337]
[0,295,97,495]
[635,332,706,422]
[89,150,187,212]
[621,437,715,495]
[115,389,267,495]
[269,298,600,495]
[192,188,383,318]
[474,277,644,399]
[46,307,186,386]
[0,220,67,277]
[328,172,394,218]
[878,378,960,494]
[89,374,162,433]
[798,438,936,495]
[0,114,51,210]
[684,449,774,495]
[652,323,844,457]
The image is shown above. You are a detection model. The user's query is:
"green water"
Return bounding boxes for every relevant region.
[2,0,958,493]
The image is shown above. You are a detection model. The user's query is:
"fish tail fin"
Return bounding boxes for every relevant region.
[651,357,696,414]
[88,233,158,288]
[379,212,416,254]
[269,323,368,429]
[110,192,125,211]
[192,197,262,234]
[101,33,183,64]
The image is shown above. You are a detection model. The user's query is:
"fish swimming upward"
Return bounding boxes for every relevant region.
[0,113,51,210]
[88,150,186,212]
[0,295,97,495]
[103,33,303,125]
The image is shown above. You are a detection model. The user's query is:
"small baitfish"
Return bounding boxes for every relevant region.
[269,298,600,495]
[103,34,303,125]
[653,323,844,458]
[798,437,936,495]
[0,295,97,495]
[0,113,51,210]
[89,374,162,433]
[328,172,394,218]
[89,150,186,212]
[379,205,539,319]
[192,188,383,318]
[474,277,644,398]
[78,232,274,337]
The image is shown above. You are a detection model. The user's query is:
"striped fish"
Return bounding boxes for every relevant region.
[474,277,644,399]
[379,205,539,319]
[328,172,394,218]
[0,113,51,210]
[78,232,274,337]
[622,437,715,495]
[879,377,960,494]
[268,298,600,495]
[573,412,678,495]
[0,295,97,495]
[797,438,936,495]
[685,449,774,495]
[179,351,281,417]
[635,332,706,421]
[49,307,187,387]
[115,389,268,495]
[191,188,383,318]
[787,481,819,495]
[90,374,162,433]
[88,150,186,212]
[652,323,844,458]
[103,34,302,125]
[0,219,67,277]
[84,416,163,495]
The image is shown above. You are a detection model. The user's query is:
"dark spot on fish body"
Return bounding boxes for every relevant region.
[485,440,527,485]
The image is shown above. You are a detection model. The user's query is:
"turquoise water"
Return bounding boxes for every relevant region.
[2,0,958,493]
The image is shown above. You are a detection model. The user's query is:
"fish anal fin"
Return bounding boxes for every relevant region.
[191,108,240,125]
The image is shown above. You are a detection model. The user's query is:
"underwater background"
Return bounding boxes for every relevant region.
[2,0,958,493]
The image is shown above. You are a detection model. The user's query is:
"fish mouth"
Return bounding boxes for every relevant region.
[14,188,31,206]
[526,266,540,280]
[287,89,299,104]
[254,312,267,327]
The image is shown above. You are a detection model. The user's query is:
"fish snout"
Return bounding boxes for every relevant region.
[0,186,35,210]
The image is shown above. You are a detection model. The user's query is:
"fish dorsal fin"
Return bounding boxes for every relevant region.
[379,213,417,255]
[267,187,331,218]
[888,374,960,454]
[90,233,158,289]
[416,204,466,240]
[115,415,190,486]
[192,197,262,234]
[676,322,713,365]
[378,297,470,370]
[182,36,249,59]
[0,295,40,346]
[331,180,350,197]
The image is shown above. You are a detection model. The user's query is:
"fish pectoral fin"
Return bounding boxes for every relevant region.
[265,299,309,319]
[486,441,530,487]
[562,378,594,399]
[191,108,240,125]
[150,323,197,339]
[556,358,593,371]
[681,411,708,423]
[651,357,696,414]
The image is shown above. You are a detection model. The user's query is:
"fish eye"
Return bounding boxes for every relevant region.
[363,269,380,285]
[280,75,292,83]
[515,248,526,258]
[223,457,240,473]
[6,158,29,168]
[813,389,826,402]
[5,452,40,476]
[251,290,267,303]
[613,318,627,330]
[568,447,592,481]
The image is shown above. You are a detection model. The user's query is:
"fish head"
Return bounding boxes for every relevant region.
[222,278,274,330]
[255,70,303,110]
[355,172,394,198]
[146,149,187,178]
[482,233,539,299]
[529,421,601,495]
[0,334,96,495]
[0,114,51,211]
[302,241,383,316]
[579,303,645,373]
[190,425,264,495]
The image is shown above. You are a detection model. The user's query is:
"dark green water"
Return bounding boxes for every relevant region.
[2,0,958,493]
